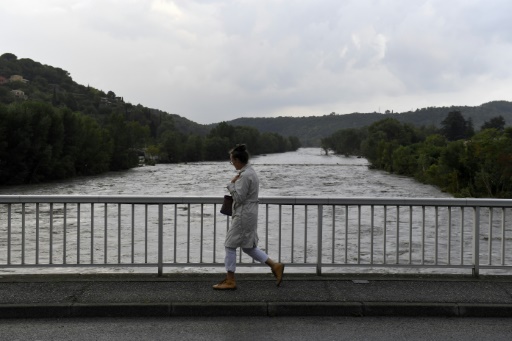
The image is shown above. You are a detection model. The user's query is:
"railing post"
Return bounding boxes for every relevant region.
[317,204,323,276]
[158,203,164,277]
[472,206,480,278]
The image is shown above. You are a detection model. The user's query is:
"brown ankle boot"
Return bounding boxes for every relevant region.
[271,263,285,287]
[213,278,237,290]
[213,272,237,290]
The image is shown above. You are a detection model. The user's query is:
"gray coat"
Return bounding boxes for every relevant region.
[224,164,259,248]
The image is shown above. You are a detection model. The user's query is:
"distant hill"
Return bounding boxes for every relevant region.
[228,101,512,146]
[3,53,511,147]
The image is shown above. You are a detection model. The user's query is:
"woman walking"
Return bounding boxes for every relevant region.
[213,144,285,290]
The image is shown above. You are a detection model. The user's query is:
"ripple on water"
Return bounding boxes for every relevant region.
[0,148,450,198]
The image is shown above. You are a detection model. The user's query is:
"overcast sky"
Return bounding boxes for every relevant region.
[2,0,511,124]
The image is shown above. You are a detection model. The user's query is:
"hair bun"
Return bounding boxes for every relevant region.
[235,144,246,151]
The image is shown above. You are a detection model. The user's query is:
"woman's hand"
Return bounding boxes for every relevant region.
[231,174,241,183]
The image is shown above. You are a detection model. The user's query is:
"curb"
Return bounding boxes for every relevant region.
[1,302,512,318]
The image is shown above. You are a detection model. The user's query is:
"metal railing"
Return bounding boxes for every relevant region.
[1,195,511,276]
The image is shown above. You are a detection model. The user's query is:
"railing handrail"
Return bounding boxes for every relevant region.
[1,195,511,276]
[1,195,512,207]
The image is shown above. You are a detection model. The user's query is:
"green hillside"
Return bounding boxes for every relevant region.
[0,53,209,137]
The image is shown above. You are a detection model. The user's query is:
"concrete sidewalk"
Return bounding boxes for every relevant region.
[1,273,512,318]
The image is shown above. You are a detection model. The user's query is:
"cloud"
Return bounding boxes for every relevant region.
[1,0,512,123]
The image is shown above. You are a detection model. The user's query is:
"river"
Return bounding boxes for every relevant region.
[0,148,451,199]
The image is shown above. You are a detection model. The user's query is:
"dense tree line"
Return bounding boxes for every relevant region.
[155,121,300,163]
[0,102,141,185]
[321,112,512,198]
[0,101,300,185]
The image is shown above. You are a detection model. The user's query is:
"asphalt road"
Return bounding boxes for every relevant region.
[1,316,511,341]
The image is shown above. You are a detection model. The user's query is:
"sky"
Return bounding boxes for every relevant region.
[2,0,512,124]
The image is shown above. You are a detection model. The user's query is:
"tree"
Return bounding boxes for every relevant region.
[203,136,230,161]
[0,104,10,180]
[288,136,301,151]
[470,129,512,197]
[0,53,17,61]
[326,128,365,156]
[233,126,260,154]
[183,135,203,162]
[156,114,176,137]
[159,130,185,162]
[392,145,418,175]
[481,116,506,131]
[440,111,473,141]
[361,118,420,170]
[74,115,112,175]
[436,140,471,195]
[106,113,143,170]
[320,136,333,154]
[415,134,446,180]
[208,122,236,143]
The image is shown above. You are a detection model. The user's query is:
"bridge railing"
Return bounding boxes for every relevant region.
[1,195,511,276]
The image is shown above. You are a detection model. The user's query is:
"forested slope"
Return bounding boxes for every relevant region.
[0,53,299,185]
